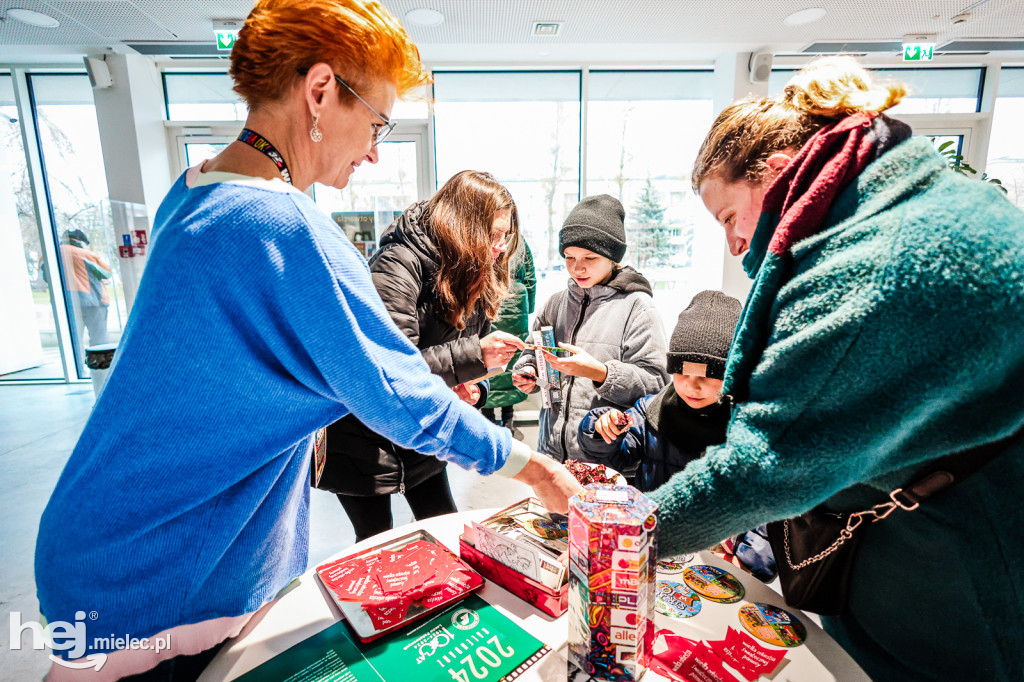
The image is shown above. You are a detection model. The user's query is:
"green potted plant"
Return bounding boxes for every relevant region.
[934,139,1006,193]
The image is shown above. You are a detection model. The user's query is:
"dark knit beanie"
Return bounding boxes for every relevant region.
[666,290,742,380]
[559,194,627,262]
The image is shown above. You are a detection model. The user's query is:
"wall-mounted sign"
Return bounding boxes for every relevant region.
[903,34,936,61]
[213,20,243,51]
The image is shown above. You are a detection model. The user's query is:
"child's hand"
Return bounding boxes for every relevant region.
[542,343,607,383]
[453,383,481,405]
[595,409,631,444]
[512,369,537,393]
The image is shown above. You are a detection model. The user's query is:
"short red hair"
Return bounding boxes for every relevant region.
[230,0,430,108]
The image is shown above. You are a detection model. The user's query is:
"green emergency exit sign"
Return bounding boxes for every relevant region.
[902,34,936,62]
[212,20,243,52]
[903,44,933,61]
[214,30,237,50]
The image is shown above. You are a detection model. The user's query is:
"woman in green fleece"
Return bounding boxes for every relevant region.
[647,56,1024,680]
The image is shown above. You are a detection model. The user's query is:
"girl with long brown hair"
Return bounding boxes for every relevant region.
[321,169,528,540]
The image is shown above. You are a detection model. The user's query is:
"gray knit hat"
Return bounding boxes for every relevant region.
[667,290,742,379]
[559,194,627,262]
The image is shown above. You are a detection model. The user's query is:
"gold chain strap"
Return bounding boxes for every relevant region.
[783,488,920,571]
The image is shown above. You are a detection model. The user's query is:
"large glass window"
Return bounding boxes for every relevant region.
[586,71,722,330]
[988,68,1024,207]
[433,72,582,278]
[164,73,429,121]
[770,67,983,114]
[30,74,126,378]
[164,73,247,120]
[1,75,62,380]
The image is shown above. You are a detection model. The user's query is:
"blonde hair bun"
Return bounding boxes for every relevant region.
[783,56,906,118]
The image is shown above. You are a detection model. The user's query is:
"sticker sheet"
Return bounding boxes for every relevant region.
[682,565,745,604]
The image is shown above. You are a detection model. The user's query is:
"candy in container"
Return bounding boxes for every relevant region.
[567,484,658,681]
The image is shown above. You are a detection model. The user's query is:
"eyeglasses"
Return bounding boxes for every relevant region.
[297,68,395,146]
[333,74,395,146]
[491,228,516,248]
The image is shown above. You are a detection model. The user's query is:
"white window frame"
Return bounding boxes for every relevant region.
[165,121,433,202]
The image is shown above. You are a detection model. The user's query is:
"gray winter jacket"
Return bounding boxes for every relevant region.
[515,267,668,462]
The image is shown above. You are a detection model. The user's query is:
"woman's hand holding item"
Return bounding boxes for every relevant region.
[513,451,583,514]
[542,343,608,383]
[595,409,630,444]
[453,383,481,405]
[480,330,526,369]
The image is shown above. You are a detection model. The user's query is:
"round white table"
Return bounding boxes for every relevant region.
[200,509,869,681]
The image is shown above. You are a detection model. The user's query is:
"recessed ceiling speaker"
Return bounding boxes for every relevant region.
[84,56,113,89]
[749,52,773,84]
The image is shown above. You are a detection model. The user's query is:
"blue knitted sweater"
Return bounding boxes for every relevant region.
[35,173,518,655]
[647,138,1024,679]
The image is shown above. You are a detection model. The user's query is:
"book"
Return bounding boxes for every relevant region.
[532,327,562,408]
[236,593,550,682]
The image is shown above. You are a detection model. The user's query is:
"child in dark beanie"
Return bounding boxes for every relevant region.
[578,290,776,581]
[513,194,668,462]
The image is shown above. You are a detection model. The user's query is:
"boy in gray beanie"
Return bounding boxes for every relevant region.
[577,290,777,582]
[513,194,668,462]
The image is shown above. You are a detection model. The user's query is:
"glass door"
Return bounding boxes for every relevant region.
[31,75,128,379]
[312,131,429,258]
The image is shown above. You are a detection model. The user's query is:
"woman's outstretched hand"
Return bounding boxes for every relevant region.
[513,451,582,514]
[480,330,526,369]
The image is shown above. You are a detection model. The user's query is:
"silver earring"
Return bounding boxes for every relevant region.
[310,115,323,143]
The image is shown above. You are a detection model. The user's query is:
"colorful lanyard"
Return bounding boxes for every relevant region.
[236,128,292,185]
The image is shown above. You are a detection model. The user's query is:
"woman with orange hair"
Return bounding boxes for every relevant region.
[34,2,579,679]
[322,170,524,541]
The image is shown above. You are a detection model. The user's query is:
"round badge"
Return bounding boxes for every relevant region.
[737,603,807,648]
[654,581,701,618]
[657,555,693,574]
[522,517,567,540]
[682,565,745,603]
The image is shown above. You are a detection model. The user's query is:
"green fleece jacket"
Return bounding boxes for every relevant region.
[648,137,1024,680]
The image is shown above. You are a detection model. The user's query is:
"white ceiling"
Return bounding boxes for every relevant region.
[1,0,1023,65]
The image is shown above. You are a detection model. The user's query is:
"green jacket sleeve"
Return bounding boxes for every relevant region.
[523,243,536,315]
[648,190,1024,556]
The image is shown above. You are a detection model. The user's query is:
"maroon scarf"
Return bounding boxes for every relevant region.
[725,112,912,401]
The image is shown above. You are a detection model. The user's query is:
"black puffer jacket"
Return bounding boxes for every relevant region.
[319,202,492,496]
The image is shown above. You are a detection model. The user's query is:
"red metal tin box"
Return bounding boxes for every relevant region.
[459,531,568,618]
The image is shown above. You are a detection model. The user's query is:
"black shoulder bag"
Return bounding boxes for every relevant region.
[766,425,1024,616]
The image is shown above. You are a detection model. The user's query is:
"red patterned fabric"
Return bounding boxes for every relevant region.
[762,112,881,255]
